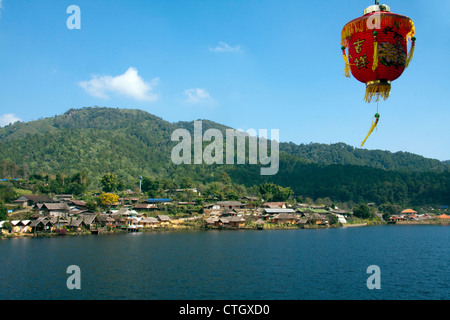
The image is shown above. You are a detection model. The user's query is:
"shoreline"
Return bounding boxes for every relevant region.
[1,220,448,240]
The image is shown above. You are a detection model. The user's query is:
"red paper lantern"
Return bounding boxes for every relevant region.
[341,4,415,103]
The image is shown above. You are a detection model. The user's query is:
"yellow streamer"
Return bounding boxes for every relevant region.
[405,39,415,68]
[361,114,380,147]
[343,52,350,78]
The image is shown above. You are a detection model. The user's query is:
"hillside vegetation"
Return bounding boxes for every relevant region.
[0,107,449,206]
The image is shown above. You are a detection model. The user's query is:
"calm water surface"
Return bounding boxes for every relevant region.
[0,225,448,300]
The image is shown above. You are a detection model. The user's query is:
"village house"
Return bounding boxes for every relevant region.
[417,214,434,220]
[264,208,295,215]
[157,215,172,225]
[217,201,245,210]
[228,216,247,228]
[67,218,84,231]
[332,213,348,224]
[388,215,408,223]
[262,208,296,220]
[177,202,197,206]
[263,202,287,209]
[140,217,160,228]
[330,208,349,215]
[67,199,87,209]
[110,207,140,222]
[241,203,254,209]
[30,217,54,233]
[67,216,96,232]
[13,195,54,208]
[239,197,258,209]
[50,217,69,229]
[133,203,157,211]
[68,207,84,216]
[254,219,265,229]
[205,216,220,228]
[437,214,450,221]
[205,215,246,229]
[10,220,32,233]
[270,213,299,224]
[109,210,128,227]
[300,212,330,225]
[40,203,71,218]
[202,203,221,215]
[10,220,21,233]
[219,209,239,217]
[147,198,172,205]
[54,194,73,202]
[98,214,115,227]
[69,209,96,217]
[203,203,221,210]
[219,216,246,229]
[164,188,199,195]
[401,209,418,215]
[0,221,9,234]
[128,217,144,228]
[80,214,97,229]
[33,203,44,215]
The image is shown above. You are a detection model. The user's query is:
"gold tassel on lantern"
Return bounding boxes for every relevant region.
[342,46,350,78]
[405,37,416,68]
[407,19,416,43]
[405,20,416,68]
[372,31,379,71]
[364,80,391,103]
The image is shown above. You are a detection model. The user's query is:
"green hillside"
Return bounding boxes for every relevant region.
[281,142,449,172]
[0,107,449,206]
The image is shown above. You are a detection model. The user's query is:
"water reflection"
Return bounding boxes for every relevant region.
[0,226,448,300]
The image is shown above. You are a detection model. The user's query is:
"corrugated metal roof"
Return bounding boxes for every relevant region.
[264,208,295,213]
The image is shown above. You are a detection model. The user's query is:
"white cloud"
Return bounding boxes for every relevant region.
[0,113,21,127]
[184,88,215,105]
[79,67,159,102]
[209,41,242,53]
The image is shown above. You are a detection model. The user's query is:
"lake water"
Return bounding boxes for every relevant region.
[0,225,448,300]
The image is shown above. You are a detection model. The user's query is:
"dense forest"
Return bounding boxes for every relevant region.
[280,142,449,172]
[0,107,449,206]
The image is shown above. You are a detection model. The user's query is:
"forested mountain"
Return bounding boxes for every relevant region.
[281,142,449,172]
[0,107,449,205]
[2,107,447,172]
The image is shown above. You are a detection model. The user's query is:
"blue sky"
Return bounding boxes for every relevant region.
[0,0,449,161]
